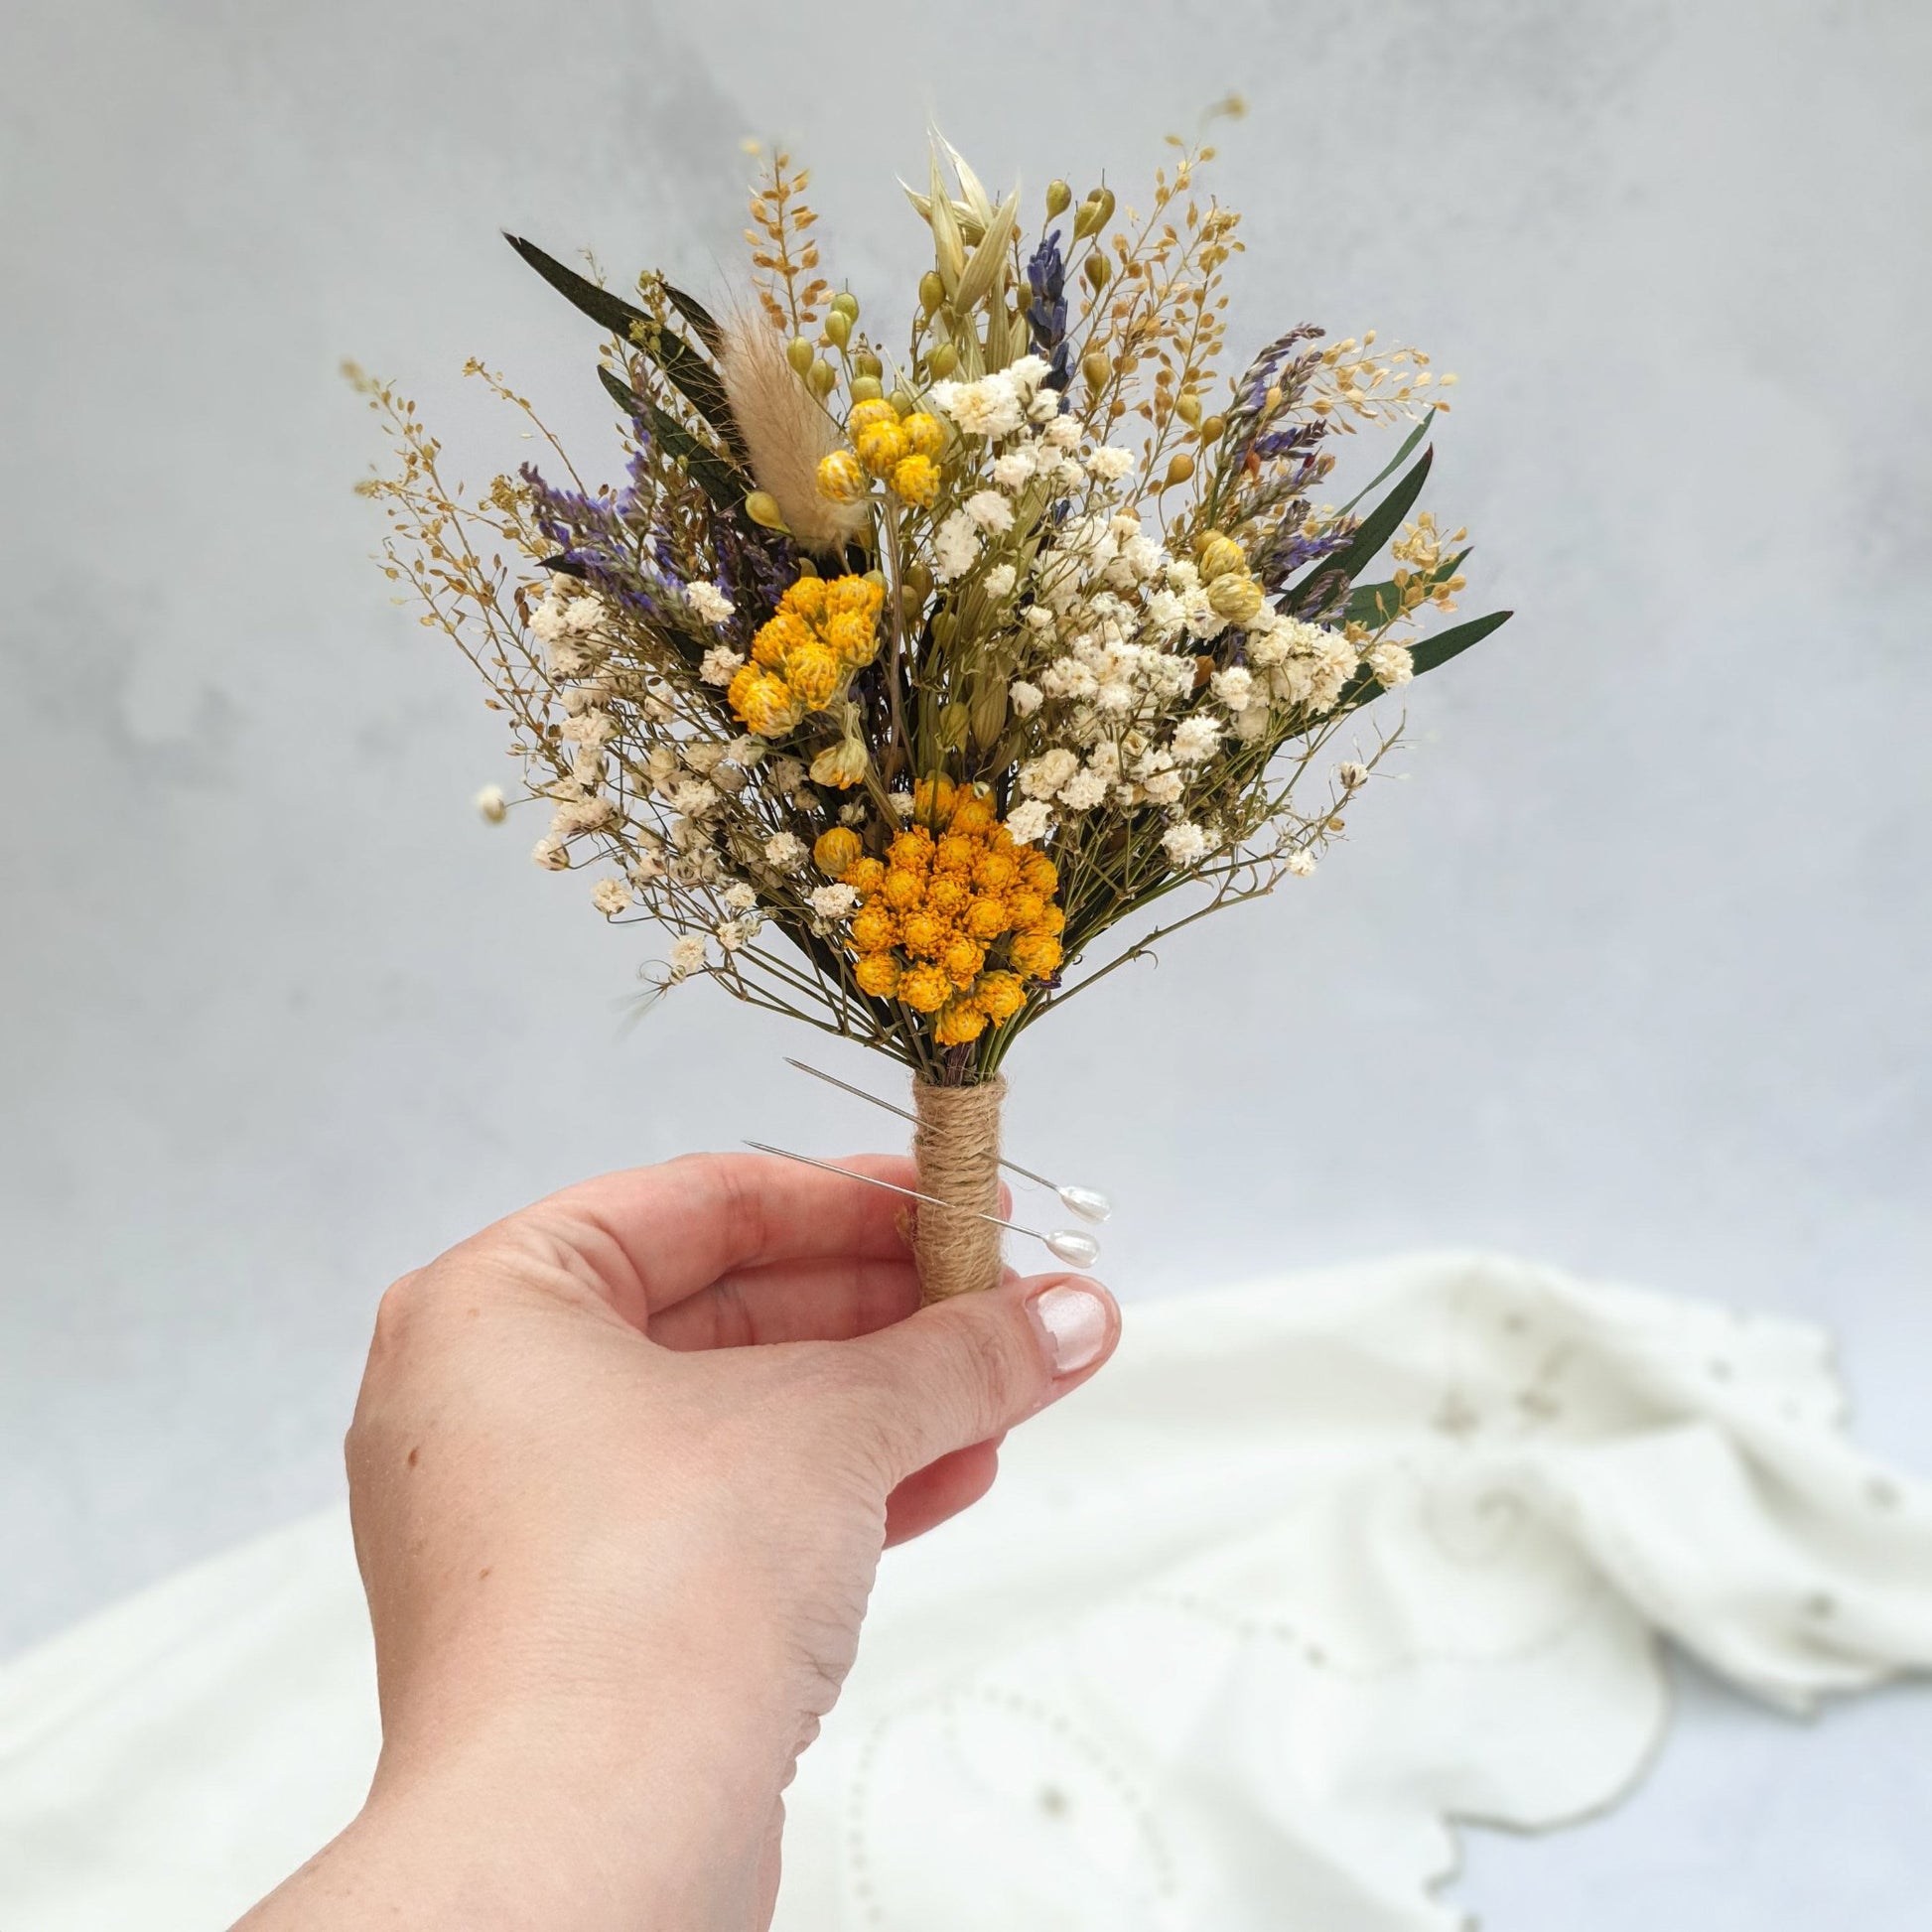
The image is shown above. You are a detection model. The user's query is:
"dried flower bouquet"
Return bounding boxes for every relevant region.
[351,133,1510,1298]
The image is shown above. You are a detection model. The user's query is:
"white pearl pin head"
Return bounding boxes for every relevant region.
[1055,1185,1112,1226]
[783,1058,1111,1235]
[745,1142,1103,1273]
[1044,1227,1102,1270]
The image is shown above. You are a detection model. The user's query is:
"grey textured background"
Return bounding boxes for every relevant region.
[3,1,1928,1921]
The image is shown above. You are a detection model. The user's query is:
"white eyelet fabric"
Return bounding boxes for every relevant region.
[4,1253,1929,1930]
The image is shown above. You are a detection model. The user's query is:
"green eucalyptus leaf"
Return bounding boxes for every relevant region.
[1346,580,1404,627]
[1330,606,1513,712]
[1333,410,1433,518]
[1408,605,1511,677]
[1284,446,1434,618]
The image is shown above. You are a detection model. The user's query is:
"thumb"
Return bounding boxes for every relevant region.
[846,1273,1119,1483]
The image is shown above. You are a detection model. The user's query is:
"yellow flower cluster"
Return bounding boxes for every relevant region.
[815,398,947,510]
[813,778,1064,1045]
[1195,532,1266,625]
[728,573,884,737]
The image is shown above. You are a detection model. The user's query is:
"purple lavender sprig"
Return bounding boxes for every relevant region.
[1025,230,1071,393]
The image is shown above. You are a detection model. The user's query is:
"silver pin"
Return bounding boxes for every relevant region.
[783,1058,1112,1224]
[745,1141,1102,1270]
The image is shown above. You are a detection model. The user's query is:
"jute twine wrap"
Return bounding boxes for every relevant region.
[910,1074,1007,1302]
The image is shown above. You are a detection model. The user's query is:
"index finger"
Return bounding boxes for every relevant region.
[494,1151,923,1326]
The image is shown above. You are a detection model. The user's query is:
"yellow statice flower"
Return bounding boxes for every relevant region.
[751,609,812,667]
[899,411,945,459]
[851,904,897,952]
[785,641,841,710]
[815,450,867,504]
[933,998,987,1045]
[855,417,907,475]
[815,777,1064,1037]
[899,962,953,1013]
[783,575,829,621]
[813,827,863,878]
[730,571,885,739]
[824,610,875,664]
[974,971,1026,1024]
[814,398,950,515]
[1008,929,1064,979]
[890,454,938,506]
[727,664,802,737]
[854,952,900,998]
[823,575,882,621]
[847,399,897,439]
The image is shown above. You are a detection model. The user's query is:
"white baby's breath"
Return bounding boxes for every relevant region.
[686,581,734,624]
[1005,799,1052,845]
[809,883,860,919]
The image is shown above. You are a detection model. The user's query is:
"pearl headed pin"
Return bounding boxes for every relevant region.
[783,1057,1111,1224]
[744,1143,1101,1273]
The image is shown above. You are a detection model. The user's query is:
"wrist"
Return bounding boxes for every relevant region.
[372,1737,769,1931]
[243,1695,782,1932]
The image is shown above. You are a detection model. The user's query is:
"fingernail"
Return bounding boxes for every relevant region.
[1032,1282,1110,1376]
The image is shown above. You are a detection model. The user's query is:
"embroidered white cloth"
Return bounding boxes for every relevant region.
[4,1253,1930,1930]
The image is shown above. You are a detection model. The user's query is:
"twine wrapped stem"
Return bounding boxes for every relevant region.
[910,1074,1007,1302]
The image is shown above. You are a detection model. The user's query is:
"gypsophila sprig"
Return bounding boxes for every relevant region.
[352,131,1512,1292]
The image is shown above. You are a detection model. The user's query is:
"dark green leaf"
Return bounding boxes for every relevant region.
[505,232,741,449]
[504,231,650,340]
[601,360,746,510]
[639,325,738,450]
[661,279,724,353]
[599,363,643,415]
[645,402,745,511]
[1335,449,1434,579]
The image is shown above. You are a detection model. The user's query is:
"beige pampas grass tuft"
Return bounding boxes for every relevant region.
[717,314,867,553]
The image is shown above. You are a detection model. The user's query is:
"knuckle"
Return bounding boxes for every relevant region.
[671,1152,771,1268]
[353,1266,460,1450]
[954,1307,1037,1435]
[368,1269,426,1353]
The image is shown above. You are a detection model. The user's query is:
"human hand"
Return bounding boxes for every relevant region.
[237,1153,1119,1932]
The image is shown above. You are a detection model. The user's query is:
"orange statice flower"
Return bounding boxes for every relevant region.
[729,571,885,738]
[815,776,1062,1041]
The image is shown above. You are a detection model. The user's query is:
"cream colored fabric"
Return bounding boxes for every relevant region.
[4,1254,1930,1930]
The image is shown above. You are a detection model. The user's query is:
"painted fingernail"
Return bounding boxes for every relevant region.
[1032,1282,1110,1376]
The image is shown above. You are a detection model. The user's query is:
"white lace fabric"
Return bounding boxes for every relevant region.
[4,1253,1929,1930]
